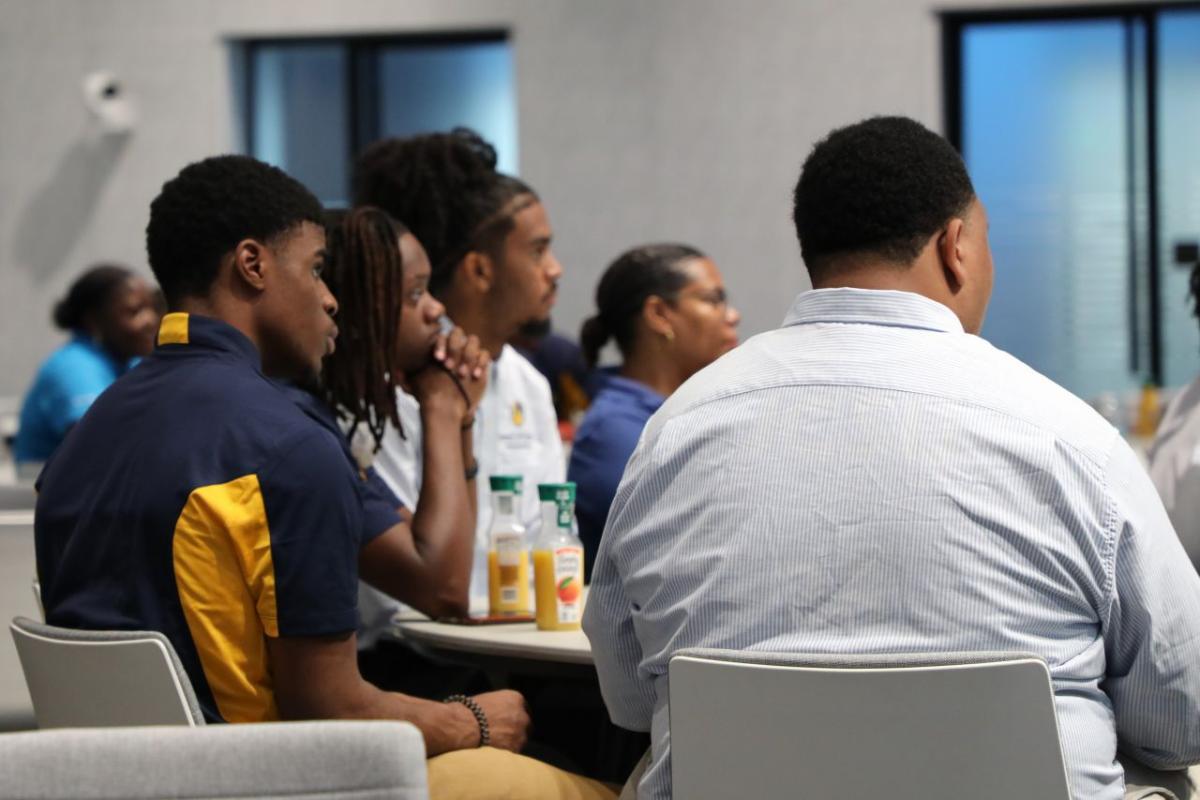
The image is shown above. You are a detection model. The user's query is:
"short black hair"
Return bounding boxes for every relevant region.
[53,264,133,331]
[352,128,536,295]
[792,116,975,282]
[145,155,324,305]
[580,243,702,368]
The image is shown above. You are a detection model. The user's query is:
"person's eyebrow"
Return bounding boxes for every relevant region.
[530,235,552,249]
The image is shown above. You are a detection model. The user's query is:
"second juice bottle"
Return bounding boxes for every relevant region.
[533,482,585,631]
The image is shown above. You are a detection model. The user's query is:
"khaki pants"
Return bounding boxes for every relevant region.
[427,747,619,800]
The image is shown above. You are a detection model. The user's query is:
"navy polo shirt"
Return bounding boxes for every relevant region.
[35,312,363,724]
[567,371,664,577]
[275,381,404,543]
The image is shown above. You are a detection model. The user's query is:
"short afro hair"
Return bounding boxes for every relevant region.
[146,155,323,306]
[352,128,536,295]
[792,116,975,282]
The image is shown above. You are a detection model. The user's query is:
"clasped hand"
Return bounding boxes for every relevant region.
[408,325,490,422]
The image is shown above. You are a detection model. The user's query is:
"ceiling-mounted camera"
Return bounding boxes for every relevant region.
[82,71,136,134]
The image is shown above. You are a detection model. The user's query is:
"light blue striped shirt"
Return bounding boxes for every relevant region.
[583,288,1200,800]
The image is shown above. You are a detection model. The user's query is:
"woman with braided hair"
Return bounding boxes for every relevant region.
[568,244,740,577]
[315,206,491,622]
[354,129,567,609]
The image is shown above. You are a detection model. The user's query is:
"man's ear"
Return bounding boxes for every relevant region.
[938,218,968,294]
[230,239,269,293]
[460,250,495,294]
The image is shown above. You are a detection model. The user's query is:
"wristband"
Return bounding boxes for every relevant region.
[461,414,476,431]
[444,694,490,747]
[464,459,480,481]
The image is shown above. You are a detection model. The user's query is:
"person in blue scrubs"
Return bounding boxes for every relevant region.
[568,244,740,576]
[15,264,159,470]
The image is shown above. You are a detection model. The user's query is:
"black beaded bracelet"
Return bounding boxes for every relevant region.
[444,694,490,747]
[464,459,480,481]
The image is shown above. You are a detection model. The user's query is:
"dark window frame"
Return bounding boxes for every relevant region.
[238,29,510,198]
[941,2,1200,386]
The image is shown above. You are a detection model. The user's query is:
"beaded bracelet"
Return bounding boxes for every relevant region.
[444,694,490,747]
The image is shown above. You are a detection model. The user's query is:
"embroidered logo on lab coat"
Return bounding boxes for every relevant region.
[511,401,525,427]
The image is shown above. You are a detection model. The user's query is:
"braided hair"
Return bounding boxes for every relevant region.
[353,128,537,295]
[580,244,703,368]
[321,207,408,449]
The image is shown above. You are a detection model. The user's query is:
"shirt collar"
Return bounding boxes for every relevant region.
[595,369,666,412]
[782,288,965,334]
[155,312,262,367]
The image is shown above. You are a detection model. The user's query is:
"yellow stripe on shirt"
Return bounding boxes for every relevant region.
[157,312,190,346]
[172,473,280,723]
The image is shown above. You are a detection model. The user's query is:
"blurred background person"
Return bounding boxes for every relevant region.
[14,264,159,474]
[568,244,739,576]
[511,318,594,435]
[1148,257,1200,572]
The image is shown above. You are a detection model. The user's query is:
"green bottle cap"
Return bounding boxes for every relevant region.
[537,482,576,504]
[489,475,524,494]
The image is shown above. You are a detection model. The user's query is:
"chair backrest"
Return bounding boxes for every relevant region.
[668,649,1071,800]
[0,720,429,799]
[10,615,205,728]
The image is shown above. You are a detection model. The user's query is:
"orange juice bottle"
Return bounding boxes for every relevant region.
[1133,382,1162,438]
[533,482,584,631]
[487,475,530,616]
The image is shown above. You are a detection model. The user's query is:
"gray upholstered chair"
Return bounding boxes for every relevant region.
[10,615,204,727]
[668,649,1072,800]
[0,720,429,799]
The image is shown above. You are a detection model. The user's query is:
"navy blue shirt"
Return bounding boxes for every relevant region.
[275,382,404,544]
[35,313,363,724]
[567,371,664,577]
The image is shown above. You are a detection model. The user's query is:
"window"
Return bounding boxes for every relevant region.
[239,33,517,207]
[943,4,1200,400]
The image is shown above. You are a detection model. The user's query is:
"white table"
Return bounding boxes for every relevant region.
[394,618,593,667]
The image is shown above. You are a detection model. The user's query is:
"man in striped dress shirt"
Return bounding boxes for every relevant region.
[583,116,1200,800]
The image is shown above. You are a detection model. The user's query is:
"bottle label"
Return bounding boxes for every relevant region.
[553,546,583,623]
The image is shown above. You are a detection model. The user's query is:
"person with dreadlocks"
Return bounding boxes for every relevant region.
[1149,257,1200,572]
[354,128,566,611]
[279,207,488,626]
[298,207,613,798]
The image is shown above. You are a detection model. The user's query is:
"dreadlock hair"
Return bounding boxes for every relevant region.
[580,244,703,368]
[352,127,537,296]
[321,206,409,450]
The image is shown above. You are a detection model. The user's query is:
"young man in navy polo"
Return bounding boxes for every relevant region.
[34,155,614,799]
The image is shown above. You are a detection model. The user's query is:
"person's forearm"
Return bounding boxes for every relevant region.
[406,404,475,614]
[281,673,479,755]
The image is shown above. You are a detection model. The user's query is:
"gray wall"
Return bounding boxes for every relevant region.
[0,0,1081,396]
